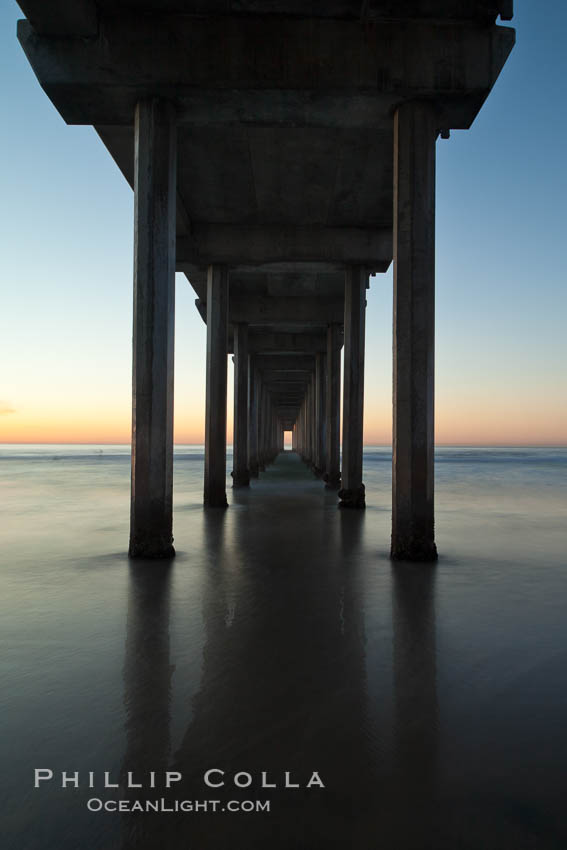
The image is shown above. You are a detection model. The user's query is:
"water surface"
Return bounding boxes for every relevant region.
[1,446,566,849]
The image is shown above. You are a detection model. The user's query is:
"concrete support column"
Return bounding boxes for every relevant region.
[258,384,267,470]
[232,323,250,487]
[204,265,229,507]
[305,382,312,464]
[391,102,438,561]
[315,352,326,476]
[129,99,177,559]
[248,356,259,477]
[310,375,317,467]
[339,266,367,509]
[325,323,341,489]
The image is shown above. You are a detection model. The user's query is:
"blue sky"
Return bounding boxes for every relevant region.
[0,0,565,444]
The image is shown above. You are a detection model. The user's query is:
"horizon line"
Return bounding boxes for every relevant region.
[1,441,566,449]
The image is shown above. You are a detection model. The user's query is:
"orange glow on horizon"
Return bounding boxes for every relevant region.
[2,415,565,447]
[1,389,565,447]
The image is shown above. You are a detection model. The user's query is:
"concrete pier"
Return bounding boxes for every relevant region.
[232,323,250,487]
[17,1,514,560]
[129,99,176,559]
[339,268,367,509]
[391,104,437,561]
[204,265,229,508]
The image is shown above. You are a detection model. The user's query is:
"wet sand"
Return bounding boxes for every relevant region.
[2,448,567,849]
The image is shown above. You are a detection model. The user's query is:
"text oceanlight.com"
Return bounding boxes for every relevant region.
[87,798,271,813]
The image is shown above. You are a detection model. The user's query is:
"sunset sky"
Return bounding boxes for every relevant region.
[1,0,566,446]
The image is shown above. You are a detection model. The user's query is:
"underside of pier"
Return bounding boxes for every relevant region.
[17,0,514,560]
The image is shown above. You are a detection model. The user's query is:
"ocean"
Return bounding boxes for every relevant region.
[1,445,566,849]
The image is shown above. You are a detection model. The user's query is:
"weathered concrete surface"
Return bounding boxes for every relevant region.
[232,324,250,487]
[248,332,327,355]
[391,103,437,561]
[177,224,391,268]
[315,352,326,476]
[248,357,259,478]
[339,267,367,509]
[204,265,229,508]
[17,14,515,129]
[129,99,176,559]
[325,323,342,489]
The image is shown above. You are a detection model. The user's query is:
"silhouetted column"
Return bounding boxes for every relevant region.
[325,323,341,489]
[258,384,266,470]
[248,357,259,477]
[129,99,176,559]
[391,103,438,561]
[306,381,312,464]
[204,264,229,507]
[232,323,250,487]
[339,266,366,509]
[315,351,326,476]
[311,374,317,467]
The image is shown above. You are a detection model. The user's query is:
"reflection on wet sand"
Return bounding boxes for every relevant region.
[389,562,438,846]
[120,455,440,849]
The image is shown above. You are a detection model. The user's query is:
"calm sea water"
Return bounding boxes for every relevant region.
[1,445,566,849]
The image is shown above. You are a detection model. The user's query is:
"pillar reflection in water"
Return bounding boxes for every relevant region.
[119,473,439,850]
[121,559,174,849]
[390,562,439,843]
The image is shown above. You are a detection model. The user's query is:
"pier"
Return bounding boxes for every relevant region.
[17,0,514,560]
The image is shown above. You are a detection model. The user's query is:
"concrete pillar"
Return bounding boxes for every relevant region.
[391,102,438,561]
[325,323,341,489]
[339,266,367,509]
[310,374,317,467]
[305,381,312,463]
[248,356,259,477]
[258,384,267,470]
[204,264,229,507]
[315,351,326,476]
[232,323,250,487]
[129,99,176,559]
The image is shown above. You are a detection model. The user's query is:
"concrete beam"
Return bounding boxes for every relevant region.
[18,17,515,130]
[17,0,97,36]
[255,355,315,371]
[249,332,329,354]
[57,2,510,23]
[232,296,344,324]
[260,372,313,383]
[196,296,344,325]
[177,225,391,267]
